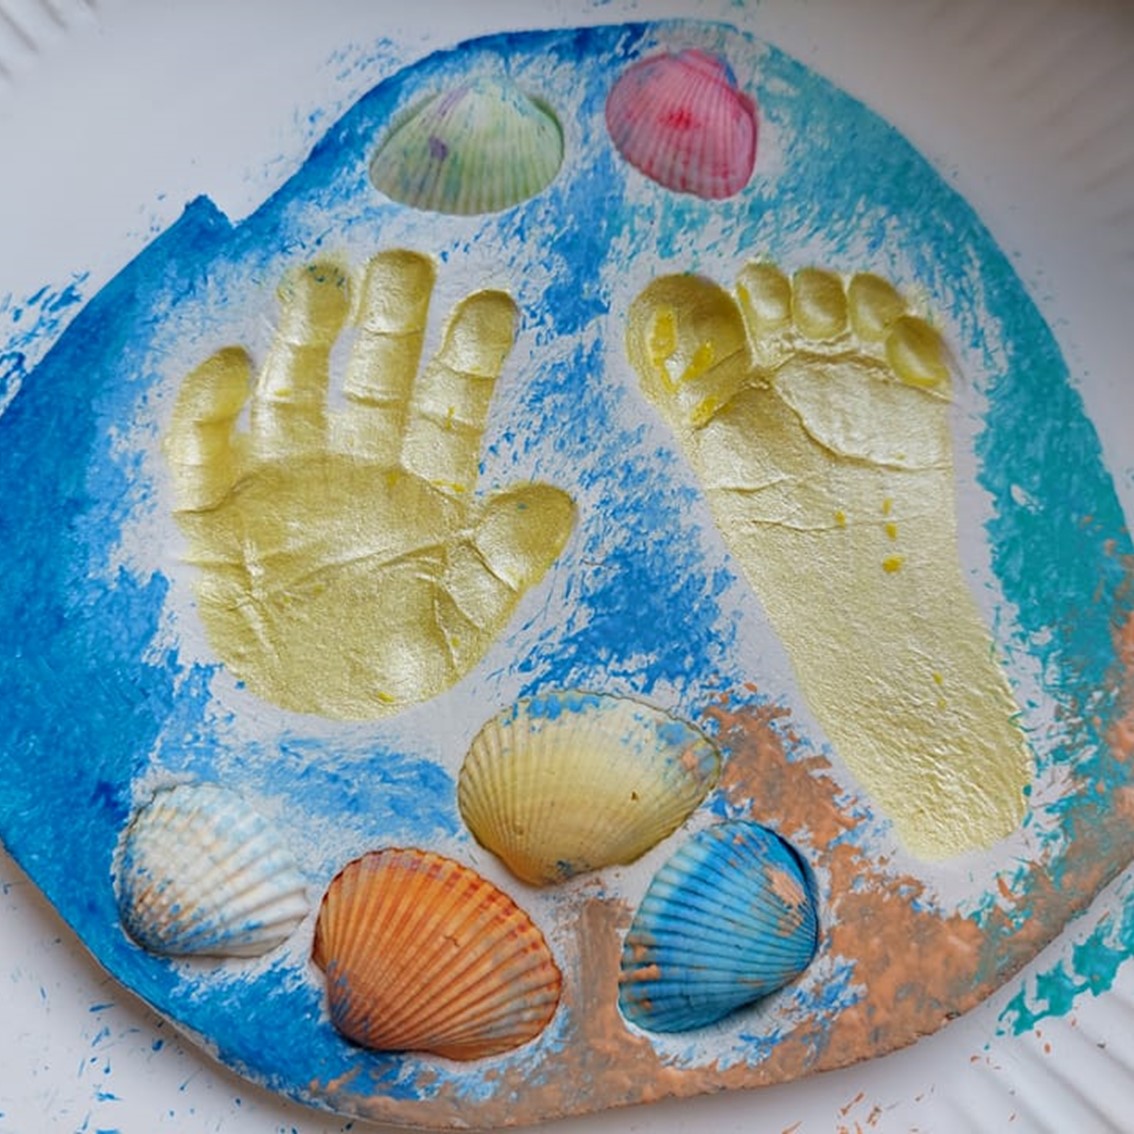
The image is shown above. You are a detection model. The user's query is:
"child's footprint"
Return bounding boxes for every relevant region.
[626,263,1031,859]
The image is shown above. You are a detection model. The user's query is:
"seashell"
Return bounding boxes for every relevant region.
[604,48,757,199]
[312,847,561,1060]
[369,76,564,215]
[115,783,309,958]
[619,820,818,1032]
[458,690,721,886]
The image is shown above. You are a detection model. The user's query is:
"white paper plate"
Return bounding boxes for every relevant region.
[1,1,1133,1131]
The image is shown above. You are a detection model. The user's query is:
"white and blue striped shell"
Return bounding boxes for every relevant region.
[115,783,309,958]
[619,820,819,1032]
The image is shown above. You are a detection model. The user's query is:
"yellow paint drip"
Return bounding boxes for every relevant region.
[681,341,715,383]
[690,395,724,428]
[649,308,678,371]
[164,250,576,719]
[626,259,1031,859]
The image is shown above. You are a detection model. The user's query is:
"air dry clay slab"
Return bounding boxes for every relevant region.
[1,18,1132,1130]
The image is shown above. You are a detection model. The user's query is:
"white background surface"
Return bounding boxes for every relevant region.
[2,1,1134,1131]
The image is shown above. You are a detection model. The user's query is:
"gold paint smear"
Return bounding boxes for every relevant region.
[164,251,575,719]
[626,261,1031,858]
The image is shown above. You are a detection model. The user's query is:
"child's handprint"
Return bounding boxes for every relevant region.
[164,251,575,719]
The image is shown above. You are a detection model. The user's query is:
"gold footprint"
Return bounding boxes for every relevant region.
[165,251,575,720]
[627,263,1030,859]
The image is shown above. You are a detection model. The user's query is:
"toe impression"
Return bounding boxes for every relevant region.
[886,315,951,390]
[627,275,752,429]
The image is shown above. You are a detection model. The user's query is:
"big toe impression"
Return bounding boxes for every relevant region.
[626,275,751,427]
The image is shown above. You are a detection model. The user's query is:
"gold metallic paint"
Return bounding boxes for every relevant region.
[626,262,1030,858]
[165,251,575,719]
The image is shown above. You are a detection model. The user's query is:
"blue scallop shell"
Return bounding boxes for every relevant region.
[619,820,819,1032]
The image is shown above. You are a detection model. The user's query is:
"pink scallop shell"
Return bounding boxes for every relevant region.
[604,48,757,199]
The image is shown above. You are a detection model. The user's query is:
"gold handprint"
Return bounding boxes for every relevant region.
[164,251,575,719]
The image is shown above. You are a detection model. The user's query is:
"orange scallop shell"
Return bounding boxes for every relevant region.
[312,848,562,1060]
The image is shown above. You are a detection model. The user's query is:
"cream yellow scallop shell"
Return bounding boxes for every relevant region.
[458,690,721,885]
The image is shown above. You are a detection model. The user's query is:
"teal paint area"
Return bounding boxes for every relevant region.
[999,878,1134,1035]
[0,16,1130,1120]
